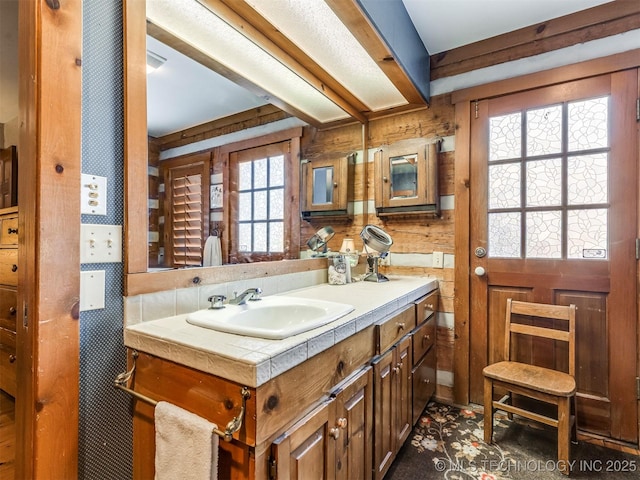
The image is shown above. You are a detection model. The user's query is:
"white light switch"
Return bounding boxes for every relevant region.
[80,224,123,263]
[81,173,107,215]
[80,270,106,311]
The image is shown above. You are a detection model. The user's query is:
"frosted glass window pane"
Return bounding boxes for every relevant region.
[526,158,561,207]
[568,209,607,259]
[239,162,252,190]
[270,189,284,219]
[568,153,608,205]
[254,222,267,251]
[254,158,267,188]
[238,224,251,252]
[239,192,252,221]
[254,190,267,220]
[568,96,608,152]
[526,211,562,258]
[488,212,521,258]
[489,163,520,209]
[526,105,562,156]
[270,155,284,186]
[269,222,284,253]
[489,113,521,161]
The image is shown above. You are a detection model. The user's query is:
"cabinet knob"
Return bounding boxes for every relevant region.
[329,427,340,440]
[9,306,16,315]
[336,417,347,429]
[392,366,400,374]
[396,322,405,331]
[9,354,16,363]
[7,227,17,235]
[383,176,388,182]
[423,378,430,384]
[11,264,17,272]
[333,182,338,188]
[425,304,433,310]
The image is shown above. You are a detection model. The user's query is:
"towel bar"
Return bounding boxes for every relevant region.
[115,350,251,442]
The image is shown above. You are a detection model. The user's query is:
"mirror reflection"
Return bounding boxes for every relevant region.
[389,154,418,199]
[146,29,307,269]
[312,167,334,205]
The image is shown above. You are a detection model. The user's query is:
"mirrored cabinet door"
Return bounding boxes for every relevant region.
[302,154,353,219]
[374,139,440,216]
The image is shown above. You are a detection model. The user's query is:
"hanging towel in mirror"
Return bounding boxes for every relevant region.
[154,401,219,480]
[203,235,222,267]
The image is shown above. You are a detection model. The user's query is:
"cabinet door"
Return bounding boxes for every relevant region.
[372,349,394,480]
[272,398,337,480]
[412,346,436,425]
[302,155,350,214]
[333,366,373,480]
[394,335,412,448]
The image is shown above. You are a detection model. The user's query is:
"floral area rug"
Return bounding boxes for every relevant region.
[386,403,639,480]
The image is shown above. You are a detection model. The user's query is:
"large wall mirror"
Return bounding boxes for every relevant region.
[123,0,368,296]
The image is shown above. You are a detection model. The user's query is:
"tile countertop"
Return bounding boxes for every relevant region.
[124,275,438,388]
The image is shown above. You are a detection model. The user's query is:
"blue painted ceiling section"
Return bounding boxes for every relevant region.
[355,0,431,103]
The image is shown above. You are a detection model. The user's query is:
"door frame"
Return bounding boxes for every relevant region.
[452,50,640,444]
[16,1,82,478]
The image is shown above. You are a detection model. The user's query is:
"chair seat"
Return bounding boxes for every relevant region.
[483,361,576,397]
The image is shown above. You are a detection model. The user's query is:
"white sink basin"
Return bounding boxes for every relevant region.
[186,295,354,340]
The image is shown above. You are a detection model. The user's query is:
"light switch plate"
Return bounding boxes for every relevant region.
[80,270,105,311]
[80,224,123,263]
[81,173,107,215]
[432,251,444,269]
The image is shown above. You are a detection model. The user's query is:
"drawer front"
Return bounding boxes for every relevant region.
[376,304,415,354]
[0,249,18,286]
[0,216,18,245]
[415,289,439,324]
[0,328,16,397]
[412,315,435,364]
[412,347,436,425]
[0,287,17,332]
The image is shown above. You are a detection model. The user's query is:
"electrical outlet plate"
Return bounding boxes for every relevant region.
[433,251,444,268]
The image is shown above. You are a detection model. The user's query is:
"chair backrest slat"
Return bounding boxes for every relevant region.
[504,298,577,377]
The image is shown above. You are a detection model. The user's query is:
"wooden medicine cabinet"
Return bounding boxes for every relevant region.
[301,152,356,220]
[374,139,440,217]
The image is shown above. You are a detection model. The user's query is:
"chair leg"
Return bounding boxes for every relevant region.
[557,397,570,476]
[483,377,494,444]
[571,395,578,444]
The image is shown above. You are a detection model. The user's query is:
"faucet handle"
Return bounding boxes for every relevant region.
[208,295,226,309]
[250,288,262,301]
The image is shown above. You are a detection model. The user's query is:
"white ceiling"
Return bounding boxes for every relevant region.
[0,0,615,133]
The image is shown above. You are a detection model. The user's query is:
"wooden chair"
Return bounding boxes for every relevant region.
[483,299,577,475]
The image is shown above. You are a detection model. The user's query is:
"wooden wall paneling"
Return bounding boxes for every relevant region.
[637,64,640,449]
[17,0,82,478]
[431,1,640,80]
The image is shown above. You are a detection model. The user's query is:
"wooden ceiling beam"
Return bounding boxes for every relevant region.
[431,0,640,80]
[325,0,428,106]
[198,0,369,124]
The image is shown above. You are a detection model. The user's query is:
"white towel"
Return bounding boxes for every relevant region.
[203,235,222,267]
[154,401,219,480]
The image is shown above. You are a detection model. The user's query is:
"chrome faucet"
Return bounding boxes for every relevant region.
[229,287,262,305]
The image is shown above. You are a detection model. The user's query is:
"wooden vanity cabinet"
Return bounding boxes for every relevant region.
[129,287,439,480]
[411,290,439,425]
[0,207,18,397]
[372,304,415,480]
[271,366,372,480]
